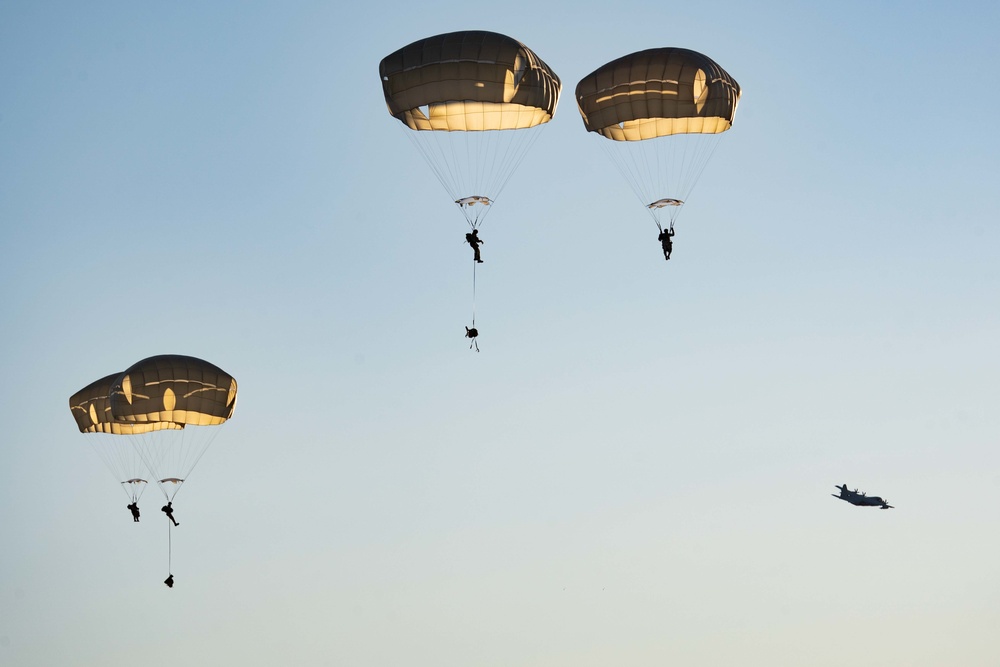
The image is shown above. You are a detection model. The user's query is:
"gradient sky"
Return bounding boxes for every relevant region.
[2,1,999,665]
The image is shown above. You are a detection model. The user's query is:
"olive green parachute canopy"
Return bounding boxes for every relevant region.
[69,373,182,435]
[380,30,561,131]
[575,48,741,141]
[109,355,237,426]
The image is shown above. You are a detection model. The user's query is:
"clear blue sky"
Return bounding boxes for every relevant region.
[2,1,999,665]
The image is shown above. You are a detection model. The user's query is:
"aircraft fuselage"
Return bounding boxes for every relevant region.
[832,485,893,509]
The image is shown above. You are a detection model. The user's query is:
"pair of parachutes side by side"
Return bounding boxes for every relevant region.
[69,354,238,505]
[379,30,741,240]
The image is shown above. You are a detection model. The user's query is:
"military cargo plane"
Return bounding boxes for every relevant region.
[832,484,893,509]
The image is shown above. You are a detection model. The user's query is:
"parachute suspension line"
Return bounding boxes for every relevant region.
[399,120,550,231]
[597,133,725,229]
[456,125,547,231]
[471,126,493,201]
[89,435,145,502]
[404,127,487,229]
[179,427,221,493]
[401,126,462,203]
[132,429,167,499]
[480,124,547,230]
[599,139,658,225]
[131,425,222,503]
[667,134,724,227]
[124,480,145,504]
[465,130,497,230]
[165,425,220,501]
[107,438,132,485]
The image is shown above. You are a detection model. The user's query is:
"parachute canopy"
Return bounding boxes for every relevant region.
[109,355,237,426]
[70,373,182,435]
[575,47,740,141]
[380,30,561,132]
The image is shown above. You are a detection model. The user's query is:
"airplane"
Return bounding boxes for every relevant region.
[832,484,893,509]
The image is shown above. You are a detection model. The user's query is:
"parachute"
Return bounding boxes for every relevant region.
[108,355,237,502]
[69,373,182,502]
[379,30,561,229]
[575,47,741,231]
[71,356,236,583]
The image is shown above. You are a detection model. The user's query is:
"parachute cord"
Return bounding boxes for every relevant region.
[471,260,477,327]
[167,519,172,575]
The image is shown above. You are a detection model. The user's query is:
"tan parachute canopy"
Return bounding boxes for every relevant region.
[575,47,741,141]
[69,373,182,435]
[109,355,237,426]
[380,30,561,132]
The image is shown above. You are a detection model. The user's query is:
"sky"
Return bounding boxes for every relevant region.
[1,0,999,664]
